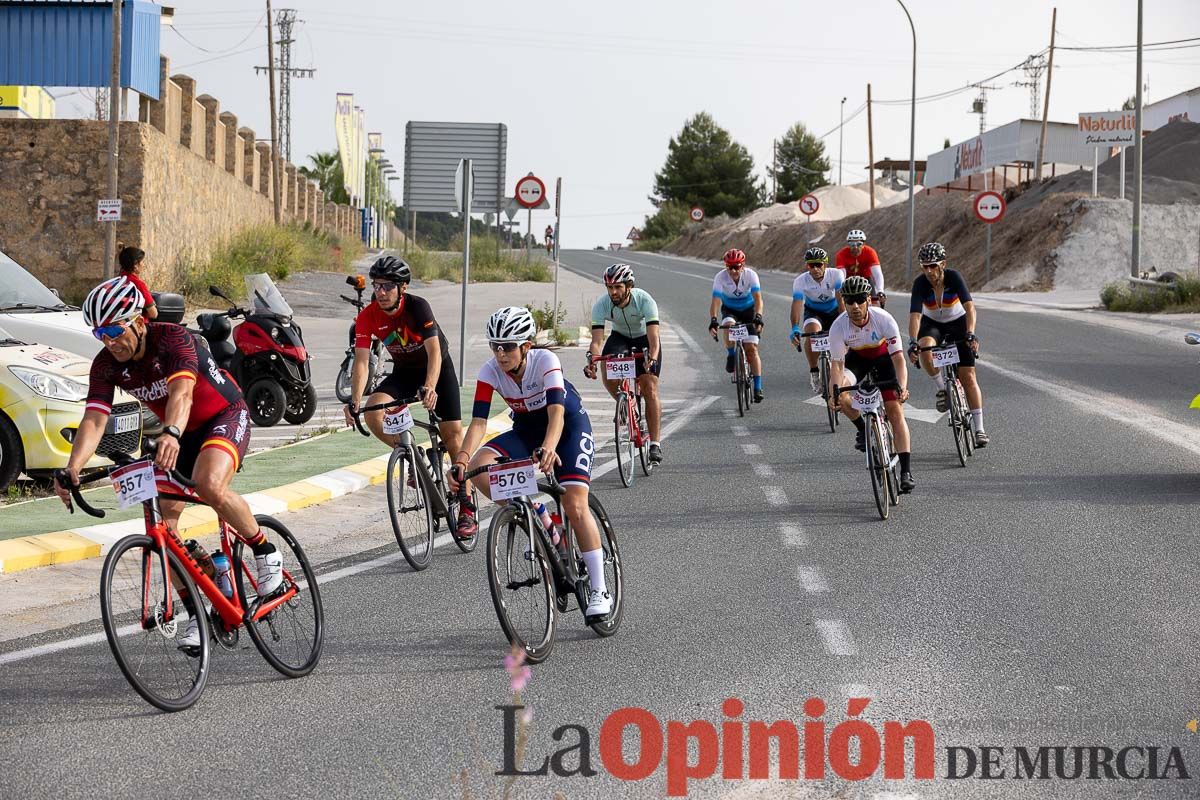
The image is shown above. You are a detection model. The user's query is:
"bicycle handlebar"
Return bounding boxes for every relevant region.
[54,445,196,519]
[588,351,647,364]
[350,391,440,436]
[917,338,970,352]
[833,377,902,398]
[457,453,560,487]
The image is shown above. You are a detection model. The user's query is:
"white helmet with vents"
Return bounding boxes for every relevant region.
[486,306,537,343]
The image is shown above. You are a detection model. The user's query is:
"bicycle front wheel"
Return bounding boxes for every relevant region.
[432,446,479,553]
[387,446,434,570]
[819,356,836,433]
[883,422,900,506]
[100,535,210,712]
[486,504,557,663]
[614,394,635,488]
[637,395,654,476]
[866,415,889,520]
[735,346,748,417]
[584,494,624,638]
[956,380,975,457]
[949,382,969,467]
[234,515,324,678]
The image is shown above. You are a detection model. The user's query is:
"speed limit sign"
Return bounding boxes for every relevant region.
[799,194,820,216]
[689,206,705,222]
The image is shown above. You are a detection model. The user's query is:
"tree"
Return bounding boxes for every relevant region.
[772,123,830,203]
[651,112,764,218]
[1121,95,1137,111]
[943,137,952,149]
[637,200,692,249]
[299,149,349,205]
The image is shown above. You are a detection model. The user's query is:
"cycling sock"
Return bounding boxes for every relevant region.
[753,375,763,391]
[851,416,865,432]
[650,440,660,447]
[809,367,819,375]
[247,532,275,557]
[581,548,607,594]
[970,408,984,431]
[934,373,946,390]
[899,452,912,472]
[726,347,735,357]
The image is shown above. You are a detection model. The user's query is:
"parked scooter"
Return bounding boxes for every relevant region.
[334,274,388,404]
[194,275,315,427]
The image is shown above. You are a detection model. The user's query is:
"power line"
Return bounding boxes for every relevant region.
[175,44,265,70]
[169,14,264,54]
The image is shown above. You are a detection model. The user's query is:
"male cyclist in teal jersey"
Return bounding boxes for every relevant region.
[584,263,664,463]
[708,248,766,402]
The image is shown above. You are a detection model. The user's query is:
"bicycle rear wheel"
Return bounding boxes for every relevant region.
[819,356,836,433]
[735,345,748,417]
[948,380,969,467]
[486,504,557,663]
[637,395,654,476]
[956,380,975,457]
[100,535,210,712]
[583,494,624,638]
[866,415,889,520]
[387,446,434,570]
[234,515,324,678]
[614,394,635,488]
[884,422,900,506]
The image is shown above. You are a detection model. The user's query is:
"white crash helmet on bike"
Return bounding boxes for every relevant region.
[83,277,145,328]
[486,306,537,343]
[846,229,867,244]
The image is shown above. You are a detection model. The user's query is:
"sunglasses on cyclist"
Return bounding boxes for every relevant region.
[805,261,826,268]
[92,322,128,341]
[489,341,522,353]
[372,281,399,293]
[920,261,944,269]
[843,295,870,306]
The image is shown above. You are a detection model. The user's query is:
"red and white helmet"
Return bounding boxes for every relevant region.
[603,263,635,286]
[723,248,746,267]
[83,277,144,327]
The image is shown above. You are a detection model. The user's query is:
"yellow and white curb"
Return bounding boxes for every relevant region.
[0,411,513,575]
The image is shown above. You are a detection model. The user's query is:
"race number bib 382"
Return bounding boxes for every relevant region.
[383,406,414,435]
[488,459,536,501]
[932,346,961,368]
[111,461,157,509]
[605,357,636,380]
[852,389,883,413]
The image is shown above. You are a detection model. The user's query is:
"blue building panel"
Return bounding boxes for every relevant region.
[0,1,162,98]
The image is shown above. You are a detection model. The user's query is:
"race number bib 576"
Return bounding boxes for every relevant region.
[488,459,536,501]
[605,357,636,380]
[383,406,414,435]
[111,461,157,509]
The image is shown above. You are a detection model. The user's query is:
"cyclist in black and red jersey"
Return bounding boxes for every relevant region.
[53,277,284,649]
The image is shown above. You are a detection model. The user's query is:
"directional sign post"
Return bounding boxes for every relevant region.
[689,206,704,223]
[799,193,819,241]
[974,190,1006,285]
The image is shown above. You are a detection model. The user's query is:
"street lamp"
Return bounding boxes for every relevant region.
[895,0,917,282]
[839,97,846,185]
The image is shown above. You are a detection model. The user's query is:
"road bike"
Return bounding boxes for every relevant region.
[56,452,323,712]
[589,351,653,487]
[800,330,839,433]
[353,396,479,570]
[462,456,623,664]
[834,376,901,520]
[715,321,755,417]
[920,340,974,467]
[334,275,388,404]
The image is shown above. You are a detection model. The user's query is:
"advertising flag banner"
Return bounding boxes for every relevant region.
[355,107,367,204]
[334,94,354,200]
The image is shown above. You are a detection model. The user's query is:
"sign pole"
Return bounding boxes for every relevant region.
[459,158,472,388]
[526,207,532,263]
[985,224,992,286]
[103,0,122,279]
[553,178,562,332]
[1119,147,1125,200]
[1092,147,1098,197]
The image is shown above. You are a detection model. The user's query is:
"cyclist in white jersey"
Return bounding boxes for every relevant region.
[707,248,766,402]
[584,263,664,463]
[827,275,915,493]
[789,246,846,394]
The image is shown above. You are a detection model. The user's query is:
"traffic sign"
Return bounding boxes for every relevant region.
[97,199,122,222]
[689,206,704,222]
[454,159,475,212]
[515,174,546,209]
[627,227,641,241]
[502,197,521,221]
[798,194,819,216]
[973,190,1006,223]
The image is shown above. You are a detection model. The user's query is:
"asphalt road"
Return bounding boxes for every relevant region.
[2,250,1200,799]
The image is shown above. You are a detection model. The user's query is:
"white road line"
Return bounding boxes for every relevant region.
[763,486,788,506]
[780,523,807,547]
[816,620,858,656]
[797,566,829,593]
[840,683,875,699]
[753,463,774,478]
[731,425,750,437]
[0,395,723,667]
[740,443,763,455]
[722,409,736,418]
[661,312,703,354]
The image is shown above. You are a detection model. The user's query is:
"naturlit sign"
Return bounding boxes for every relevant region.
[953,136,985,179]
[1077,111,1136,147]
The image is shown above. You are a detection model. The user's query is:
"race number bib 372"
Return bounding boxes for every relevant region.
[932,346,961,368]
[111,461,157,509]
[605,357,636,380]
[383,406,414,435]
[729,324,749,342]
[488,459,536,501]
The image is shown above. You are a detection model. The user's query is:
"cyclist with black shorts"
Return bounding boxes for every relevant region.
[834,229,886,306]
[827,275,915,493]
[342,255,471,526]
[448,307,612,622]
[53,277,283,649]
[707,248,766,403]
[789,246,846,394]
[584,263,664,463]
[906,242,989,448]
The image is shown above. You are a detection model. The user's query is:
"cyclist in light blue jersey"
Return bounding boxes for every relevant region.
[707,248,766,403]
[790,247,846,394]
[584,263,664,463]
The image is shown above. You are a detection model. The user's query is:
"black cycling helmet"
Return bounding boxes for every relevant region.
[841,275,874,299]
[918,242,947,265]
[804,246,828,264]
[368,255,411,284]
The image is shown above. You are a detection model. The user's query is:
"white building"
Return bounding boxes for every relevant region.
[1144,86,1199,130]
[923,119,1095,189]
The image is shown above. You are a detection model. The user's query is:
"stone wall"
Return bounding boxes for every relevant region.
[0,55,361,296]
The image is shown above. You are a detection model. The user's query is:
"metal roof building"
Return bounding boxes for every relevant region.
[0,0,162,98]
[924,119,1095,189]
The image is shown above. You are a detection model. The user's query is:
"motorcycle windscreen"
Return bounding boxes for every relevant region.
[244,273,294,318]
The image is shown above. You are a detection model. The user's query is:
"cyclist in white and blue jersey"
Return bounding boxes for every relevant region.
[790,246,846,394]
[707,248,766,403]
[584,263,664,463]
[449,306,612,621]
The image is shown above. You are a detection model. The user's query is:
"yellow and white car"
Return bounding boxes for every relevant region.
[0,326,142,489]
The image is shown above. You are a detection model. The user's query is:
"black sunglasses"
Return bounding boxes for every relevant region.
[489,341,522,353]
[843,295,870,306]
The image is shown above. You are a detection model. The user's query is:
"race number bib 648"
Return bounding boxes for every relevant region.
[111,461,157,509]
[488,459,536,501]
[383,406,414,435]
[605,357,636,380]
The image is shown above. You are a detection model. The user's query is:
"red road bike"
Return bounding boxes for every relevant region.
[589,351,654,487]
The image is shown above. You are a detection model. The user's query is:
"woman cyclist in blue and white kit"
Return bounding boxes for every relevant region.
[449,306,612,621]
[707,248,766,402]
[789,246,846,394]
[584,263,664,463]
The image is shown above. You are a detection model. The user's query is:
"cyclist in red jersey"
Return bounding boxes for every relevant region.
[834,229,886,307]
[54,278,283,647]
[118,246,158,320]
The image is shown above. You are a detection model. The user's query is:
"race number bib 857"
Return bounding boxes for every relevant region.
[932,346,960,368]
[605,357,636,380]
[383,406,414,435]
[111,461,157,509]
[488,459,536,501]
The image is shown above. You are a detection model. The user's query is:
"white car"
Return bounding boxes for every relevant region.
[0,249,99,357]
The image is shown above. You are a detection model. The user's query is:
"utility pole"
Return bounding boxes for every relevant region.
[1132,0,1144,278]
[1034,7,1057,182]
[867,83,876,210]
[771,139,777,204]
[255,10,313,167]
[265,0,281,224]
[103,0,122,279]
[838,97,847,185]
[1015,54,1047,118]
[970,84,1000,135]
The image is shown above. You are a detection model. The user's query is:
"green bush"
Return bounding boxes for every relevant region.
[406,237,552,284]
[1099,276,1200,313]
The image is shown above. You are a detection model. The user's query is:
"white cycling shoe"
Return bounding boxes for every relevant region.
[178,617,201,650]
[584,589,613,621]
[255,550,284,596]
[809,372,822,394]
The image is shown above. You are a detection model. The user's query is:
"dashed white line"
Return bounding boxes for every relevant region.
[780,523,807,547]
[815,620,858,656]
[763,486,788,506]
[740,443,762,455]
[840,683,875,699]
[721,409,737,419]
[753,463,774,478]
[797,566,829,593]
[731,425,750,437]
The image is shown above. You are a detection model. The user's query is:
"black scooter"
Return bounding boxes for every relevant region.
[194,285,315,427]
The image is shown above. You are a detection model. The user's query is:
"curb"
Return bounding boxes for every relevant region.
[0,412,514,575]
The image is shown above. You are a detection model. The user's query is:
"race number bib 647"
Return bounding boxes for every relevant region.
[383,406,414,435]
[488,459,536,501]
[111,461,157,509]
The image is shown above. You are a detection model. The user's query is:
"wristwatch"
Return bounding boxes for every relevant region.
[162,425,182,441]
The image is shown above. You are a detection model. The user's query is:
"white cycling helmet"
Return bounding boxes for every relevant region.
[846,229,867,244]
[603,263,635,286]
[486,306,537,343]
[83,277,144,328]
